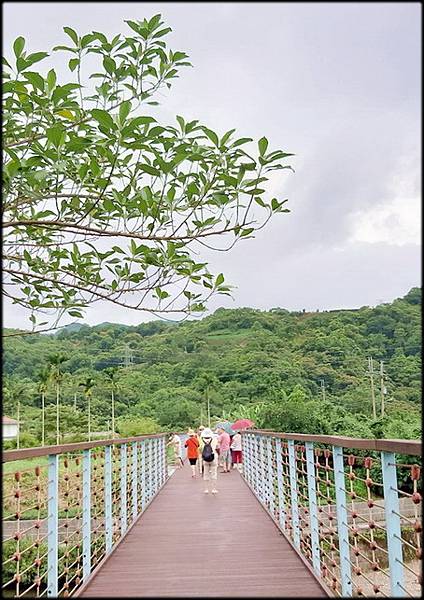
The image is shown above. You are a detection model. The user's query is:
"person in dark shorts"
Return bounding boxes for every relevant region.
[185,429,200,477]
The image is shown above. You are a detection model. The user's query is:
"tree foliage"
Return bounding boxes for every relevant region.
[3,14,293,332]
[3,289,421,444]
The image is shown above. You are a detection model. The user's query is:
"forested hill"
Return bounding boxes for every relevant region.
[3,287,421,445]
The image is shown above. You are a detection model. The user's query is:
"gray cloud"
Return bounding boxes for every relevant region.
[3,2,421,328]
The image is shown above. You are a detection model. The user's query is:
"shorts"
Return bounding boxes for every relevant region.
[232,450,242,463]
[188,457,197,465]
[219,449,230,462]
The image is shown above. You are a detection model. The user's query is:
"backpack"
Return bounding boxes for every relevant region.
[202,440,214,462]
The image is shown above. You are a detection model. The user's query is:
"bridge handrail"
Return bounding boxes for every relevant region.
[2,433,167,462]
[2,433,169,598]
[247,429,421,455]
[241,430,422,598]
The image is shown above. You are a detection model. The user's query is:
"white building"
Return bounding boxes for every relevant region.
[3,416,19,440]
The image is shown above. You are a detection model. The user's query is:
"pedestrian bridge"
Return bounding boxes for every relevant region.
[2,431,421,597]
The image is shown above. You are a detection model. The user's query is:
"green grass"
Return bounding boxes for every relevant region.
[3,456,48,474]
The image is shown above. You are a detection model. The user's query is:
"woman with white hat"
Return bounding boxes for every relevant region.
[200,427,219,494]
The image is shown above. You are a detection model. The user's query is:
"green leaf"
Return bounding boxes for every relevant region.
[13,36,25,58]
[23,71,44,91]
[91,109,115,131]
[240,228,254,237]
[202,127,219,147]
[152,27,172,39]
[231,137,253,148]
[138,164,160,176]
[24,52,49,67]
[68,310,83,318]
[103,56,116,74]
[220,128,236,146]
[258,136,268,157]
[119,100,131,124]
[46,125,65,148]
[215,273,225,286]
[125,20,142,34]
[47,69,57,91]
[63,26,79,45]
[68,57,80,72]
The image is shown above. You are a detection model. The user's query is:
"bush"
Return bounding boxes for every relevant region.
[116,416,163,436]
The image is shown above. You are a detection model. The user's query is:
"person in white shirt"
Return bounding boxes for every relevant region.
[200,427,219,494]
[167,433,183,468]
[230,431,243,472]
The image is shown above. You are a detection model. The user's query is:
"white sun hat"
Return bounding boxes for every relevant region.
[200,427,214,438]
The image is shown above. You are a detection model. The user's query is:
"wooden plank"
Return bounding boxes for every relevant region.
[79,466,327,598]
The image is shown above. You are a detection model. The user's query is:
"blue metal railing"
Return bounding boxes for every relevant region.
[242,430,422,597]
[2,434,168,597]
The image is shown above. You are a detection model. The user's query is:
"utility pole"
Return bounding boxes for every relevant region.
[368,357,377,420]
[206,386,211,427]
[380,360,386,418]
[200,407,204,426]
[320,379,326,402]
[121,344,134,369]
[17,399,20,450]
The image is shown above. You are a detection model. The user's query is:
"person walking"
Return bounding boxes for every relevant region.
[185,428,200,477]
[200,427,219,494]
[167,432,184,468]
[217,426,231,473]
[197,425,205,475]
[230,430,243,472]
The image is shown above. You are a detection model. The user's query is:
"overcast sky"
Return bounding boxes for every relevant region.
[3,2,421,329]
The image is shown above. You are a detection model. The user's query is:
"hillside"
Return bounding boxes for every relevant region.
[2,287,421,445]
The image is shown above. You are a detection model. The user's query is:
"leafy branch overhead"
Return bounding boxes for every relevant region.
[2,14,294,332]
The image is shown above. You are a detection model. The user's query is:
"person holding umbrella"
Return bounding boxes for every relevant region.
[230,419,253,472]
[216,425,231,473]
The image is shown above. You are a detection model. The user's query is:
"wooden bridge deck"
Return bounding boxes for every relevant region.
[78,465,327,597]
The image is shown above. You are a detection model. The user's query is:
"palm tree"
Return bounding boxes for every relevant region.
[36,366,50,446]
[79,377,95,441]
[48,353,68,444]
[104,367,118,439]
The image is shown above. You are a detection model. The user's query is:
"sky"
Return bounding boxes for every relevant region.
[3,2,421,329]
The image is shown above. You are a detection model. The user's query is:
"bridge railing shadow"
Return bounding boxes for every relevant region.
[2,434,168,598]
[242,430,422,598]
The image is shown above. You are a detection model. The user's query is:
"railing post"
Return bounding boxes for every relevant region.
[153,438,158,493]
[243,433,252,485]
[140,440,146,510]
[275,438,286,530]
[104,445,112,553]
[381,451,405,597]
[120,444,127,535]
[288,439,300,549]
[332,445,352,597]
[82,449,91,581]
[305,441,321,576]
[266,437,275,515]
[132,441,138,521]
[47,454,59,597]
[258,436,266,504]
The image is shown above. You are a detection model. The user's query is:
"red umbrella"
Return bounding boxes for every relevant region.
[231,418,254,431]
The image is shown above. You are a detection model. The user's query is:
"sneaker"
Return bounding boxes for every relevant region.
[204,489,209,494]
[211,489,218,494]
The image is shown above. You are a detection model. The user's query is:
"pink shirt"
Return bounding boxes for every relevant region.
[218,431,231,451]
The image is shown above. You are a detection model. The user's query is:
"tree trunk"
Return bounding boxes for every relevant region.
[111,388,115,439]
[56,383,60,445]
[88,395,91,442]
[42,392,45,446]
